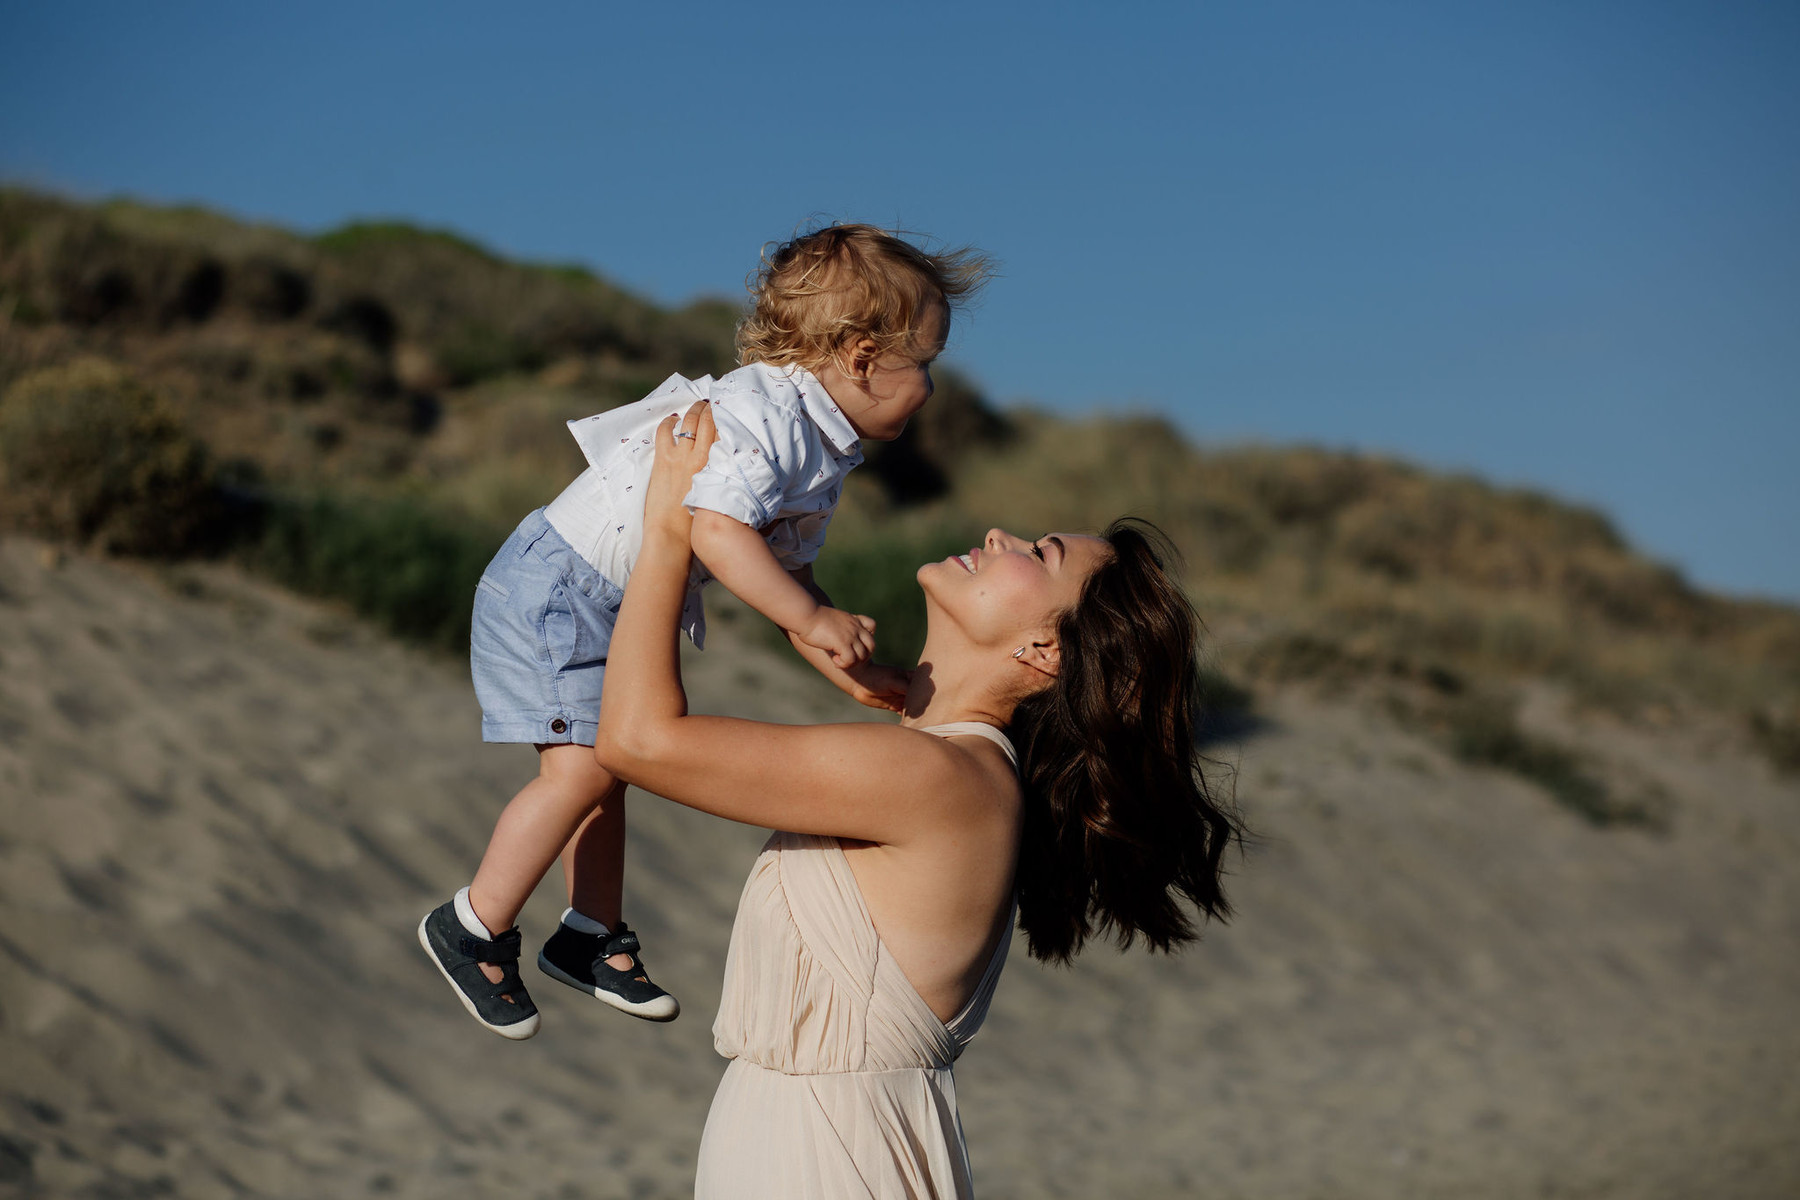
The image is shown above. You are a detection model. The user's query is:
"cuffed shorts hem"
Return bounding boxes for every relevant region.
[481,712,600,747]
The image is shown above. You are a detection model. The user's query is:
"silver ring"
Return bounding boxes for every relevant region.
[673,431,696,440]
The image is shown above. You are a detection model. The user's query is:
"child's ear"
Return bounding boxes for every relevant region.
[845,336,880,382]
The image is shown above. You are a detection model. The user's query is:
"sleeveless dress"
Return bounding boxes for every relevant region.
[694,722,1019,1200]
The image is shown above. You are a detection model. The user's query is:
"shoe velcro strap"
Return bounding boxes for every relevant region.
[603,929,641,957]
[459,926,523,964]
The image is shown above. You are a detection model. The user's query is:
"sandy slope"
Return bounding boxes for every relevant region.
[1,538,1796,1199]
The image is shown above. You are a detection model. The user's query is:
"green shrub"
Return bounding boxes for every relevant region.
[1441,694,1652,827]
[813,525,975,666]
[1197,665,1252,714]
[437,321,545,385]
[0,359,224,555]
[244,490,504,652]
[1748,707,1800,775]
[1194,664,1256,745]
[313,220,499,261]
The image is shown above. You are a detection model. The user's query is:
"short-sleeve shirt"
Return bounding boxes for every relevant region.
[542,362,863,648]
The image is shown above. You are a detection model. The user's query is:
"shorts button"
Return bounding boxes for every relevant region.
[550,718,568,734]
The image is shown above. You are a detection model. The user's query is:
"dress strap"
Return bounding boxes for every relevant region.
[917,721,1018,771]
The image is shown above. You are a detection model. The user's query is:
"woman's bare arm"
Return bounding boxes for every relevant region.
[594,403,1000,844]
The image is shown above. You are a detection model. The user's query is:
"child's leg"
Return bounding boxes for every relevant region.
[562,782,626,921]
[561,782,638,970]
[539,778,677,1019]
[467,743,619,981]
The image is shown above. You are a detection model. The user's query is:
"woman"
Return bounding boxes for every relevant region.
[594,402,1238,1199]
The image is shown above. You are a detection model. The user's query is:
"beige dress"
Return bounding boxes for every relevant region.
[694,722,1018,1200]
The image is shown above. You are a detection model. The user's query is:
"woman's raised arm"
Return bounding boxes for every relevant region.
[593,402,1000,844]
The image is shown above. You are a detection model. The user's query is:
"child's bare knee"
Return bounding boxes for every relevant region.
[537,743,614,793]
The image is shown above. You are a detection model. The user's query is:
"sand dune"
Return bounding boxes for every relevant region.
[1,537,1796,1199]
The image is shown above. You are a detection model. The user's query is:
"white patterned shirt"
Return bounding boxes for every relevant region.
[542,362,863,648]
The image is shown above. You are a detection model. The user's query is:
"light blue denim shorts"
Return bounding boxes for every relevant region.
[470,508,623,746]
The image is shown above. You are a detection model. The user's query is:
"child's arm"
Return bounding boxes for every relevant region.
[691,509,875,668]
[782,564,912,713]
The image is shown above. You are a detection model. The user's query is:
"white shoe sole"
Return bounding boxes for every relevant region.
[537,951,681,1022]
[417,913,541,1040]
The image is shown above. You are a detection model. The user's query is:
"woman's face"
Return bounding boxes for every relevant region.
[919,527,1112,648]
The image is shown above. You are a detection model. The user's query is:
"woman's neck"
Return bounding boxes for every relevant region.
[899,644,1017,730]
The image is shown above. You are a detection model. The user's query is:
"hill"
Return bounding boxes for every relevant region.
[3,187,1794,798]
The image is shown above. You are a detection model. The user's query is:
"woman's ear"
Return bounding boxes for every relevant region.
[1016,636,1061,679]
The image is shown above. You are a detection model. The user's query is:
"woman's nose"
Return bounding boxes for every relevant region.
[984,528,1014,551]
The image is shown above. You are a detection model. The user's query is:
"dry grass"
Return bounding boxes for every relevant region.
[5,186,1797,782]
[909,413,1799,723]
[0,358,229,556]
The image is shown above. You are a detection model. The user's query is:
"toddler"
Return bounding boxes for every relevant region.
[420,224,991,1038]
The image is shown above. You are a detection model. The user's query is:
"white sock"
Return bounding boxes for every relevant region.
[561,907,610,936]
[454,887,496,940]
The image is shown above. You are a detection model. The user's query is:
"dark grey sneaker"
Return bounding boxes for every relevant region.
[538,920,679,1022]
[418,900,541,1040]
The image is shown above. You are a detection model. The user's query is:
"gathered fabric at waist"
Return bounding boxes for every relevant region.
[720,1053,957,1081]
[696,1057,972,1200]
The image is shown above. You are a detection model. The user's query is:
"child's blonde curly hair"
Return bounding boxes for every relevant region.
[736,224,993,372]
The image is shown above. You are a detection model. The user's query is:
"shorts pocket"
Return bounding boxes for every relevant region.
[541,584,579,674]
[542,575,618,675]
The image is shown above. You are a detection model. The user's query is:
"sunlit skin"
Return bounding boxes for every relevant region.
[905,529,1112,726]
[687,302,950,685]
[593,402,1116,1022]
[811,301,947,442]
[466,308,956,990]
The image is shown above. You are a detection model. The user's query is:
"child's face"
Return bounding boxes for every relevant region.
[825,301,948,442]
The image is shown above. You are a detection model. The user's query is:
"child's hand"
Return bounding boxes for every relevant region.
[799,605,877,668]
[839,661,912,713]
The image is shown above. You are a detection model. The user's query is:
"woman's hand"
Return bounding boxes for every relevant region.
[645,400,718,541]
[840,661,912,713]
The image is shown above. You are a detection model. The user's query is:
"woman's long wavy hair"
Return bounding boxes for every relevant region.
[1011,518,1243,964]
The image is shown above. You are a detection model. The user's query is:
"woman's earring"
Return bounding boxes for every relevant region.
[1011,646,1026,659]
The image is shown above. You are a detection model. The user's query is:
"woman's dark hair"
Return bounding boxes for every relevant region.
[1011,518,1242,964]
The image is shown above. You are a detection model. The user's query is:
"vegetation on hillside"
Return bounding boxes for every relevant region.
[3,187,1795,807]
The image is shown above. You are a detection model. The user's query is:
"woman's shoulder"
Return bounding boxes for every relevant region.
[901,722,1024,820]
[804,720,1017,802]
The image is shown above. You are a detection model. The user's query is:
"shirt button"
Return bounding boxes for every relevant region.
[550,718,568,735]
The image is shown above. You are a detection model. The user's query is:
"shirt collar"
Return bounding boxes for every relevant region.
[777,363,862,458]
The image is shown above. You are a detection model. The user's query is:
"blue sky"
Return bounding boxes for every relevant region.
[4,1,1796,599]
